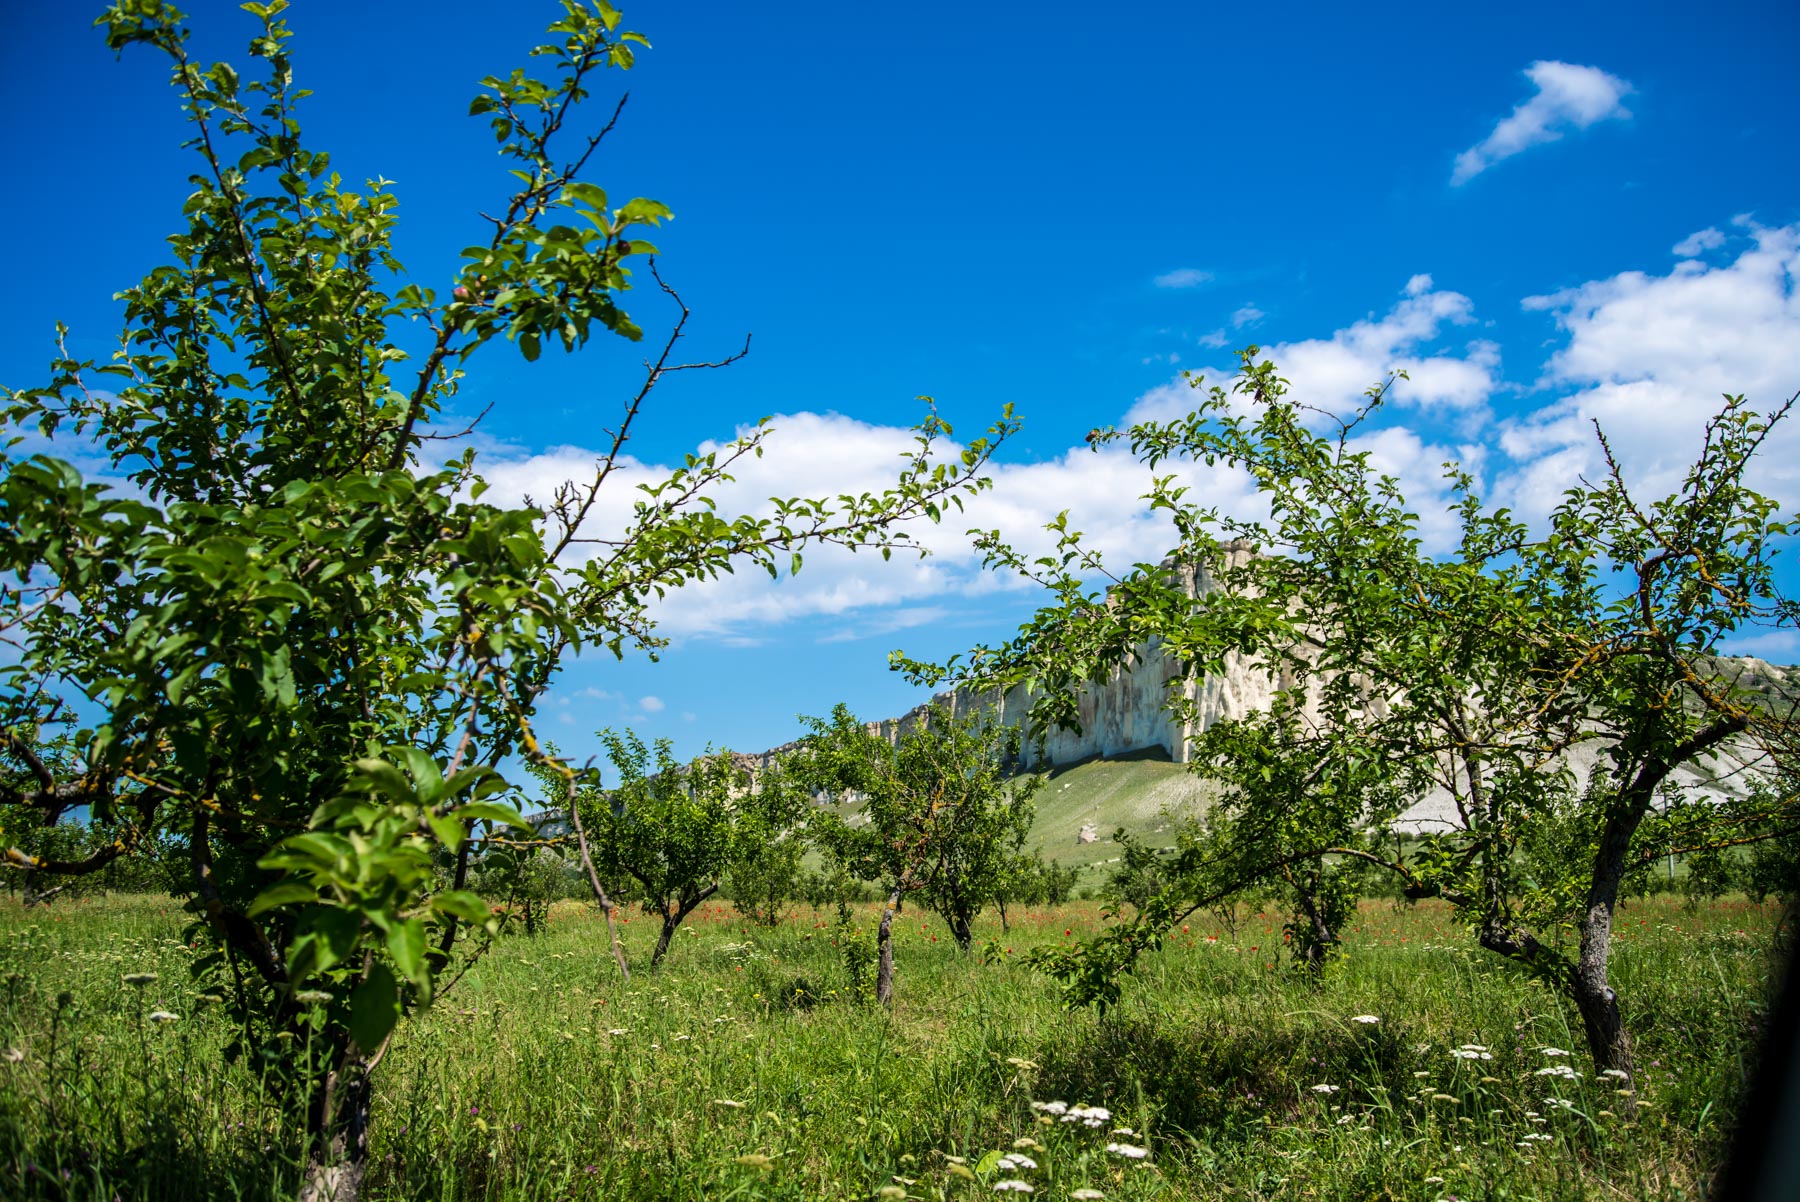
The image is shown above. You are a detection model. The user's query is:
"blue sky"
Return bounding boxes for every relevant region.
[5,0,1799,766]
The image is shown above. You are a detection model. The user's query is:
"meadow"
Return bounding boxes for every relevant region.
[0,892,1781,1202]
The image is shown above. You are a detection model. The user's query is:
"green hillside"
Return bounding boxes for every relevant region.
[1022,750,1219,881]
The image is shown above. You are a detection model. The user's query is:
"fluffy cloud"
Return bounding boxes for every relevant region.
[471,410,1263,641]
[1499,220,1800,520]
[1153,267,1213,289]
[1451,61,1633,185]
[1126,274,1499,425]
[469,219,1798,650]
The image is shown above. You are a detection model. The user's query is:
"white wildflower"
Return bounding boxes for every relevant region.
[1029,1101,1068,1115]
[997,1154,1038,1171]
[1310,1084,1339,1094]
[1449,1048,1492,1061]
[710,1099,745,1108]
[1541,1047,1570,1058]
[147,1010,180,1024]
[993,1180,1034,1193]
[1534,1065,1581,1080]
[1070,1191,1105,1201]
[1424,1177,1445,1185]
[608,1028,629,1036]
[1600,1068,1630,1080]
[1105,1143,1149,1160]
[1350,1015,1380,1024]
[1110,1127,1136,1137]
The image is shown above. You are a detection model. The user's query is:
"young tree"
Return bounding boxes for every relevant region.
[724,767,811,927]
[0,3,1014,1194]
[914,352,1800,1093]
[571,731,805,965]
[796,703,1040,1003]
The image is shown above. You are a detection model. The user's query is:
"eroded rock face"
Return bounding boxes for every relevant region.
[722,552,1787,830]
[1076,823,1099,845]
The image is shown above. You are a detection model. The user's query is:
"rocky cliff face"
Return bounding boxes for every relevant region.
[735,547,1276,776]
[730,551,1791,833]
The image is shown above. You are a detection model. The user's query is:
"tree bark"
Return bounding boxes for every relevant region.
[298,1049,373,1202]
[949,909,973,952]
[567,797,630,982]
[876,886,901,1005]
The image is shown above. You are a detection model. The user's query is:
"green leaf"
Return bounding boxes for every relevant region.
[347,964,400,1052]
[247,881,319,916]
[386,917,429,995]
[431,890,492,925]
[458,801,527,829]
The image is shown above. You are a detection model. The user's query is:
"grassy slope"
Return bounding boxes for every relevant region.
[1022,752,1217,877]
[0,893,1779,1201]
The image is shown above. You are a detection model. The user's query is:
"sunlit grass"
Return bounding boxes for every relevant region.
[0,892,1781,1200]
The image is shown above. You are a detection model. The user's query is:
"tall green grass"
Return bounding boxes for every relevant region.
[0,893,1781,1200]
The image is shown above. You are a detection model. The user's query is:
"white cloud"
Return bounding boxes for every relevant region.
[464,218,1797,651]
[471,410,1261,642]
[1500,220,1800,521]
[1127,275,1499,424]
[1154,268,1212,289]
[1231,304,1265,328]
[1452,61,1633,185]
[1673,227,1727,257]
[1197,329,1229,348]
[638,695,665,713]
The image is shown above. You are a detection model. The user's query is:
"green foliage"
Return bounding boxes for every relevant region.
[0,0,1014,1172]
[570,732,808,964]
[935,350,1799,1076]
[5,892,1775,1200]
[797,704,1042,951]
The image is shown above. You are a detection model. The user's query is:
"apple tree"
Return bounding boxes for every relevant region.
[0,1,1015,1194]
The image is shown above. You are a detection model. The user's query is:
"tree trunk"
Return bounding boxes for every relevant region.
[1572,801,1643,1115]
[299,1049,373,1202]
[567,793,631,982]
[949,909,973,952]
[875,886,901,1005]
[652,909,678,966]
[997,897,1010,934]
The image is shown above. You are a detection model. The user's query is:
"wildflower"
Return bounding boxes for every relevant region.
[1105,1143,1149,1160]
[147,1010,180,1024]
[123,973,158,987]
[1006,1057,1040,1070]
[993,1181,1034,1194]
[1110,1127,1136,1137]
[1431,1094,1457,1103]
[735,1153,772,1168]
[1546,1098,1576,1110]
[947,1163,976,1181]
[1413,1071,1433,1079]
[997,1154,1038,1171]
[711,1099,746,1109]
[673,1034,691,1042]
[1424,1177,1445,1185]
[1540,1047,1570,1058]
[1011,1138,1043,1150]
[608,1028,629,1036]
[1448,1049,1492,1061]
[1599,1069,1629,1080]
[878,1187,908,1200]
[1351,1015,1380,1024]
[1310,1084,1339,1094]
[1029,1101,1068,1115]
[1534,1065,1580,1080]
[295,990,332,1004]
[1070,1191,1105,1200]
